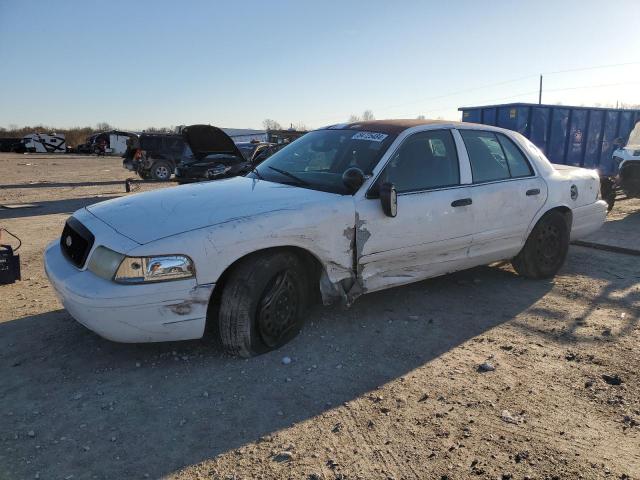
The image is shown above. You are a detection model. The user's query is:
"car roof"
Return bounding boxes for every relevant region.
[322,119,491,135]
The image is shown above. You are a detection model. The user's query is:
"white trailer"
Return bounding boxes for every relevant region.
[22,133,66,153]
[92,131,137,155]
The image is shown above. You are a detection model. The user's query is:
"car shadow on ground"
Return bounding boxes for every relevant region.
[0,250,637,479]
[0,195,121,220]
[512,246,640,344]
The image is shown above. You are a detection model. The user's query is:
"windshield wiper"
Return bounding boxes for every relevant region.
[267,166,310,186]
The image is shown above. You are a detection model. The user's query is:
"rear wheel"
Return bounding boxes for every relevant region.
[600,177,616,212]
[512,210,570,279]
[150,160,173,181]
[216,251,308,357]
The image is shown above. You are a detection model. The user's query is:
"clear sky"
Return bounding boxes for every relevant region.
[1,0,639,130]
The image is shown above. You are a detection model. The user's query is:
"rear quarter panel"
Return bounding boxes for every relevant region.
[528,164,601,235]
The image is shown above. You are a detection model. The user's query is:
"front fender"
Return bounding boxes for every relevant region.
[124,196,357,291]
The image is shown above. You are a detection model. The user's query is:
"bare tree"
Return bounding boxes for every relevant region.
[416,114,426,120]
[291,122,308,131]
[95,122,112,131]
[349,110,375,122]
[362,110,375,121]
[263,119,282,131]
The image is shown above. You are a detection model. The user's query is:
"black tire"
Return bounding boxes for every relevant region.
[217,251,308,357]
[150,160,173,181]
[600,177,616,212]
[512,210,570,279]
[605,195,616,212]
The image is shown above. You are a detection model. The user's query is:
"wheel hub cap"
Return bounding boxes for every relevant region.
[156,166,169,179]
[536,224,560,267]
[257,271,298,347]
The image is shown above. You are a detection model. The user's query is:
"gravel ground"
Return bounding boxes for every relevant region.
[1,153,638,480]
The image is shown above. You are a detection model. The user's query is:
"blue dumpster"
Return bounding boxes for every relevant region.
[459,103,640,176]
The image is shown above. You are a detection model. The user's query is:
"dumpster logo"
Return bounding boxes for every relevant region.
[574,129,583,143]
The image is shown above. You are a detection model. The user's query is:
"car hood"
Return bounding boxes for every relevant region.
[85,176,341,245]
[182,124,243,160]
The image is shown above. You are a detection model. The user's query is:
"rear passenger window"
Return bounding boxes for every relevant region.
[460,130,533,182]
[496,133,533,177]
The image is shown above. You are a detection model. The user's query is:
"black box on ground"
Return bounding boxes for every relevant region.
[0,245,20,284]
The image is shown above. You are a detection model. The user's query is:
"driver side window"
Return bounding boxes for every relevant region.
[380,129,460,193]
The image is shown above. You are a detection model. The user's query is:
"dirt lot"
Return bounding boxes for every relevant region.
[1,152,639,480]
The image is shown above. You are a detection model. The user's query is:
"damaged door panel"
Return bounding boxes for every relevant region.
[352,129,475,294]
[354,188,474,294]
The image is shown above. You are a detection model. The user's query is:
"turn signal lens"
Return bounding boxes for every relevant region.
[87,246,125,280]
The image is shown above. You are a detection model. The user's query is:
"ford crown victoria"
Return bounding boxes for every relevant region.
[45,120,607,356]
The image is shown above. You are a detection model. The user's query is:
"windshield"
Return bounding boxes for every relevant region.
[249,129,396,194]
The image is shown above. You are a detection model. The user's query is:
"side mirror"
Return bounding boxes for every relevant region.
[342,167,365,193]
[379,182,397,217]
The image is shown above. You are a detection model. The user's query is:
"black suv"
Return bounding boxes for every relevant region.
[174,125,283,183]
[123,132,185,181]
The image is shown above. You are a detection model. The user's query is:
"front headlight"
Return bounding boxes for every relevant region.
[115,255,195,283]
[87,246,195,283]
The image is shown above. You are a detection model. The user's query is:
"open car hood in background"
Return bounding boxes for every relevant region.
[182,124,244,159]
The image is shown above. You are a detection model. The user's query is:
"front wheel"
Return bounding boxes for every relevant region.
[216,251,308,357]
[512,210,570,279]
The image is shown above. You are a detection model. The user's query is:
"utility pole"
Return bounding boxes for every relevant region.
[538,75,543,104]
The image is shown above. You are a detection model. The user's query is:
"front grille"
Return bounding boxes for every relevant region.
[621,162,640,179]
[620,163,640,196]
[60,217,95,268]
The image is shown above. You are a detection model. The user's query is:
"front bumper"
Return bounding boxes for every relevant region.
[619,160,640,197]
[44,241,214,343]
[174,165,208,182]
[570,200,608,241]
[122,159,136,171]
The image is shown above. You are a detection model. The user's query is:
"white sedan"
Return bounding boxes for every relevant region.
[45,120,607,356]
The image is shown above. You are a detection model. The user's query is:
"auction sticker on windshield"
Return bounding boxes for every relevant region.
[351,132,388,142]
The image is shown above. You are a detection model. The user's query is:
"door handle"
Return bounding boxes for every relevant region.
[451,198,472,207]
[526,188,540,196]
